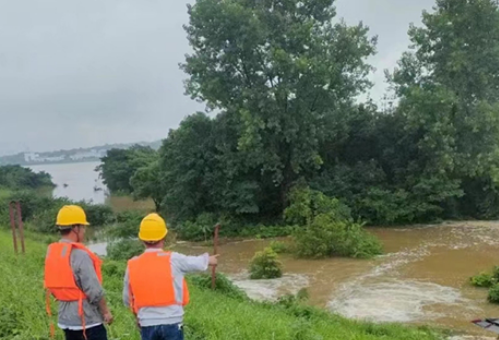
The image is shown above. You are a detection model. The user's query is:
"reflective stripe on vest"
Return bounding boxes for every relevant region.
[127,251,190,314]
[44,242,103,339]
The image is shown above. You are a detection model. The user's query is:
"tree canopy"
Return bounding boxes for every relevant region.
[97,0,499,233]
[0,165,55,190]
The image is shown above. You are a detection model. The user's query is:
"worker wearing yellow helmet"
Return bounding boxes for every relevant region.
[44,205,113,340]
[123,213,218,340]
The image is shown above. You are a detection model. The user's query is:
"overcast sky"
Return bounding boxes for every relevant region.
[0,0,436,156]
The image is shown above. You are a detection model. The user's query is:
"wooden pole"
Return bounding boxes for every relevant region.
[16,201,25,254]
[211,223,220,290]
[9,202,18,254]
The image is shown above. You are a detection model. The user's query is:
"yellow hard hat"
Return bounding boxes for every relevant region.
[56,205,90,227]
[139,213,168,242]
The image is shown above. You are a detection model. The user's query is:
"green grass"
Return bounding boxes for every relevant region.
[0,187,11,199]
[0,229,448,340]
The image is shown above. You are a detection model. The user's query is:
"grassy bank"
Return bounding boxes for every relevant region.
[0,230,449,340]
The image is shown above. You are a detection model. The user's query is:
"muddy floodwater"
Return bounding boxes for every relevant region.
[30,161,499,338]
[170,221,499,338]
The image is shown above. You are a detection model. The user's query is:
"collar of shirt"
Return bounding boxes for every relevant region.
[144,248,163,253]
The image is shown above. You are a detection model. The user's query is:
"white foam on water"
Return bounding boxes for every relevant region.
[364,244,431,279]
[230,272,310,302]
[329,278,470,323]
[449,224,499,248]
[328,239,479,324]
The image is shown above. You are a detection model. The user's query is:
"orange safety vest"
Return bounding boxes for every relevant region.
[44,242,103,338]
[127,251,190,314]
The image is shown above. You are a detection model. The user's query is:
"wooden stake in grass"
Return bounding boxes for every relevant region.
[211,223,220,290]
[9,201,25,255]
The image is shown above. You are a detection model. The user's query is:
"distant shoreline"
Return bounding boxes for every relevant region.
[0,140,161,167]
[22,159,102,167]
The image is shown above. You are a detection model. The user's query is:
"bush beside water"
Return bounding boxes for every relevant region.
[249,247,283,280]
[269,240,290,254]
[471,266,499,303]
[489,284,499,304]
[471,272,496,288]
[175,213,294,242]
[287,187,383,259]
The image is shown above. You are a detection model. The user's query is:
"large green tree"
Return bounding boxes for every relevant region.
[97,145,157,195]
[389,0,499,219]
[159,113,220,222]
[182,0,376,212]
[130,156,164,211]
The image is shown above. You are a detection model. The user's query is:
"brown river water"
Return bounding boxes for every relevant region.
[30,161,499,339]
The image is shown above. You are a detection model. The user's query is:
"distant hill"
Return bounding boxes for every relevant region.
[0,140,162,166]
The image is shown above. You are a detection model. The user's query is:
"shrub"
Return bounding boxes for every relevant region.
[293,214,383,259]
[106,210,144,239]
[0,191,59,224]
[269,240,290,254]
[116,210,144,224]
[236,225,295,239]
[79,202,115,226]
[29,206,60,233]
[249,247,283,280]
[489,283,499,304]
[176,213,218,241]
[470,272,495,288]
[277,288,310,307]
[268,289,319,321]
[0,192,72,231]
[106,239,144,261]
[174,213,294,241]
[285,186,383,259]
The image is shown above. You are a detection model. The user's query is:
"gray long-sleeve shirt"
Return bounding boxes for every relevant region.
[123,249,209,327]
[52,239,105,330]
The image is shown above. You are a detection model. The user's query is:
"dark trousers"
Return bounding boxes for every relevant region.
[63,324,108,340]
[140,324,184,340]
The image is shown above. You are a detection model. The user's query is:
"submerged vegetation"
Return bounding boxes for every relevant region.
[249,247,283,280]
[287,187,383,259]
[470,267,499,304]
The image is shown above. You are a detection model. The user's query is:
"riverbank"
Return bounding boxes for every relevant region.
[0,228,455,340]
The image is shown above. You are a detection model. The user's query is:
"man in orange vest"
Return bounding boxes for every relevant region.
[123,213,218,340]
[44,205,113,340]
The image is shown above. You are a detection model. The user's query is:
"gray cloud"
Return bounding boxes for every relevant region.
[336,0,436,100]
[0,0,436,155]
